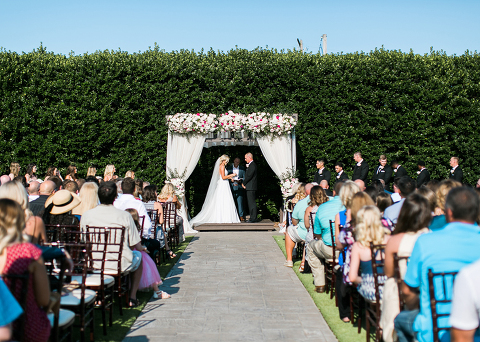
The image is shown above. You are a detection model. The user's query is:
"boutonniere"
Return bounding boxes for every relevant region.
[319,170,323,175]
[450,169,454,174]
[417,171,421,175]
[394,168,398,173]
[247,164,250,168]
[336,174,340,179]
[356,162,362,166]
[379,166,384,170]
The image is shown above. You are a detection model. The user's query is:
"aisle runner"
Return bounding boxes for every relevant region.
[124,231,337,342]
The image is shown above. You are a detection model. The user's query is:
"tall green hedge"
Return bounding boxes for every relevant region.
[1,45,479,217]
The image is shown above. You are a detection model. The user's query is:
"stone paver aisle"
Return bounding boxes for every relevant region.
[124,232,337,342]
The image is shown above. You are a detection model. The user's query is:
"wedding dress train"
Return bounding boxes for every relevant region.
[189,158,240,226]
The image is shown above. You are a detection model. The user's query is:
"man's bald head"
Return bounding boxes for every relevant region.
[320,180,329,189]
[305,183,314,195]
[28,181,40,195]
[0,175,11,185]
[39,180,55,195]
[354,179,366,191]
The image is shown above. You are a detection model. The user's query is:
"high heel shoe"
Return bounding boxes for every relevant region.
[167,250,177,259]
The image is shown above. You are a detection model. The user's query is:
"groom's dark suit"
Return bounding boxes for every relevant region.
[227,163,246,219]
[243,160,258,222]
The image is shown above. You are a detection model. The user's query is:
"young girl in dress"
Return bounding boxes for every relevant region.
[125,209,170,299]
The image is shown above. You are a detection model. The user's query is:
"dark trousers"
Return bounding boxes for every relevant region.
[142,238,161,255]
[246,190,257,221]
[335,268,351,319]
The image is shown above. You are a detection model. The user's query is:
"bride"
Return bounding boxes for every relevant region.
[190,155,241,226]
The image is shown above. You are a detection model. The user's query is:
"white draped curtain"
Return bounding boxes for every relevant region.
[256,135,295,179]
[166,132,206,233]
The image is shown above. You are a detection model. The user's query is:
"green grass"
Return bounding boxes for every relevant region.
[273,235,365,342]
[73,236,193,342]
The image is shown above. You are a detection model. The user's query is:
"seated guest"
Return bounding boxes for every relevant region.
[27,180,40,202]
[365,185,379,202]
[72,182,99,218]
[384,176,416,224]
[76,178,86,191]
[158,183,184,239]
[13,175,27,188]
[334,161,349,184]
[416,160,430,188]
[43,190,81,226]
[64,180,79,194]
[308,181,345,292]
[425,179,440,194]
[349,205,390,301]
[29,180,55,217]
[284,183,314,267]
[376,192,393,216]
[429,179,461,231]
[320,180,333,197]
[354,179,365,191]
[450,258,480,341]
[0,181,46,244]
[0,278,23,341]
[142,186,176,259]
[8,162,20,181]
[0,198,51,342]
[313,158,331,184]
[380,194,431,342]
[301,186,329,272]
[394,187,480,342]
[85,175,100,186]
[80,181,144,307]
[134,179,143,200]
[415,186,436,214]
[48,176,63,191]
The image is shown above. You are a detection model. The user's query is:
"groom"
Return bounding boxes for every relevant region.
[227,157,246,221]
[242,152,258,223]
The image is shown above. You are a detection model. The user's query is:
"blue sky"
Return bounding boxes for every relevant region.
[0,0,478,56]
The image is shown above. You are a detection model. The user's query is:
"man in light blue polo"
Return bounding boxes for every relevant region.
[308,181,345,293]
[395,187,480,342]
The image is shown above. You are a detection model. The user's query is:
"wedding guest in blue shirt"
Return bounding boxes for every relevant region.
[0,278,23,341]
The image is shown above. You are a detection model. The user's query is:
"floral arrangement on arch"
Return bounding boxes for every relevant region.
[166,112,296,135]
[278,168,299,200]
[166,168,187,199]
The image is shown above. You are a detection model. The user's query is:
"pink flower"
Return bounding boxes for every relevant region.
[276,115,279,119]
[197,113,200,116]
[221,123,224,125]
[278,125,281,128]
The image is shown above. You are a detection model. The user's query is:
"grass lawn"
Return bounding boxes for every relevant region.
[273,235,366,342]
[73,236,194,342]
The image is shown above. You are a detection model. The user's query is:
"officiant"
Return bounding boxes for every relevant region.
[227,157,246,221]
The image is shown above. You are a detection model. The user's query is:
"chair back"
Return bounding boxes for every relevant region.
[162,202,177,229]
[393,253,410,311]
[428,269,458,342]
[1,272,29,342]
[43,224,80,244]
[138,215,145,236]
[147,209,159,226]
[369,243,387,304]
[86,226,126,275]
[309,212,315,231]
[328,220,337,266]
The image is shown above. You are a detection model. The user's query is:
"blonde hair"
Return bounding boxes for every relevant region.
[87,166,97,177]
[435,179,462,211]
[339,180,361,209]
[350,192,375,226]
[73,182,99,215]
[104,164,115,179]
[219,154,230,165]
[10,163,20,178]
[355,205,384,247]
[0,199,25,254]
[158,183,175,200]
[0,181,30,215]
[125,170,135,178]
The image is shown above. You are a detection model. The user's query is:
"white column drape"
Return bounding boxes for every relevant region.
[166,132,206,233]
[256,134,295,178]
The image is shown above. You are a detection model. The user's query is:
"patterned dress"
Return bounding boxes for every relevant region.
[3,243,51,342]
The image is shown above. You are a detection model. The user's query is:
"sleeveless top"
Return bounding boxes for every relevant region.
[358,257,387,302]
[3,243,51,342]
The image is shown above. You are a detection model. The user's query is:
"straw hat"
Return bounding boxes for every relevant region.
[44,190,81,215]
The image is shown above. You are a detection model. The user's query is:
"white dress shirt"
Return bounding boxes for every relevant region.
[114,194,152,238]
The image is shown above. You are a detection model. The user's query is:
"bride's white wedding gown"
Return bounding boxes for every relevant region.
[189,158,240,226]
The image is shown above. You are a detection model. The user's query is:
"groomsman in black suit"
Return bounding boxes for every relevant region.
[416,160,430,188]
[334,161,349,183]
[313,158,331,185]
[391,160,408,181]
[352,152,369,183]
[243,152,258,223]
[372,154,393,189]
[449,156,463,183]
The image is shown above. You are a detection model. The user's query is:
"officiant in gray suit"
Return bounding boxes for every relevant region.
[227,157,246,221]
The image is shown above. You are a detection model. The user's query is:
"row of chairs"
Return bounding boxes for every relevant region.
[302,217,456,342]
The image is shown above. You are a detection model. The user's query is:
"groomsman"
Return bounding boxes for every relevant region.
[243,153,258,223]
[372,155,393,189]
[352,152,369,182]
[313,158,331,184]
[227,157,246,221]
[391,160,408,181]
[416,160,430,188]
[334,162,349,184]
[449,156,463,183]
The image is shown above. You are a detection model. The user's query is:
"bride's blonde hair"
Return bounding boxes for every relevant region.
[219,155,230,165]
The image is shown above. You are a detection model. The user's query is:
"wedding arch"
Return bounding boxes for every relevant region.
[165,112,298,233]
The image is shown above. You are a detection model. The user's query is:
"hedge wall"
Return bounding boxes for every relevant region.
[1,45,479,217]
